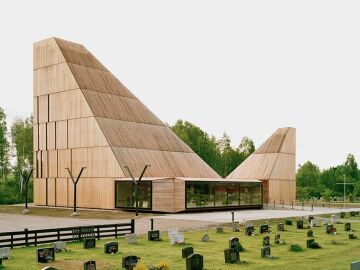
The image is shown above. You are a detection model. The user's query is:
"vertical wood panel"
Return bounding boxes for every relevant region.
[56,120,68,149]
[47,178,56,206]
[38,95,49,123]
[56,178,68,207]
[33,178,46,205]
[38,123,47,150]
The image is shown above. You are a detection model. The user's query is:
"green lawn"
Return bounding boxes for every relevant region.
[1,217,359,270]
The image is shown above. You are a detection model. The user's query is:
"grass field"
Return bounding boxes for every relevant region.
[0,217,359,270]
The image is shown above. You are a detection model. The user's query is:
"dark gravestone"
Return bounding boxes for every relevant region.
[285,219,292,226]
[0,258,2,266]
[104,242,118,254]
[83,260,96,270]
[263,236,270,246]
[277,223,284,232]
[349,233,357,239]
[351,261,360,270]
[260,224,269,234]
[245,226,254,236]
[83,238,96,249]
[296,220,304,229]
[182,247,194,259]
[122,256,138,270]
[340,212,346,218]
[306,239,315,248]
[345,223,351,232]
[275,234,281,244]
[325,224,334,234]
[350,211,356,217]
[37,248,55,263]
[224,248,240,264]
[186,254,204,270]
[261,246,271,257]
[307,229,314,238]
[148,230,160,241]
[229,237,244,252]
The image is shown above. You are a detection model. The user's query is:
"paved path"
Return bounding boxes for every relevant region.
[0,207,359,234]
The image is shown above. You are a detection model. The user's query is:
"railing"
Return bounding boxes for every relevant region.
[264,199,360,210]
[0,219,134,249]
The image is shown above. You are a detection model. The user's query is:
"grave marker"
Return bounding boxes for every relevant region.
[122,256,139,270]
[182,247,194,259]
[263,236,270,246]
[168,228,185,244]
[351,261,360,270]
[261,246,271,258]
[104,242,118,254]
[260,224,269,234]
[37,248,55,263]
[307,229,314,238]
[340,212,346,218]
[83,260,96,270]
[275,234,281,244]
[325,224,335,234]
[201,233,209,242]
[306,239,321,249]
[125,233,137,244]
[296,220,304,229]
[285,219,292,226]
[349,233,357,239]
[216,226,224,233]
[53,241,66,253]
[232,222,240,232]
[83,238,96,249]
[0,247,11,259]
[345,223,351,232]
[148,230,160,241]
[186,254,204,270]
[277,223,284,232]
[245,226,254,236]
[224,248,240,264]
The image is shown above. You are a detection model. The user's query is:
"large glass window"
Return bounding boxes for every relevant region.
[186,181,262,209]
[115,181,152,209]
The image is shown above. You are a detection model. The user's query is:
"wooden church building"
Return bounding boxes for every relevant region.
[33,37,294,212]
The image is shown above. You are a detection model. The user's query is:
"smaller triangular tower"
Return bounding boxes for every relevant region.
[227,127,296,204]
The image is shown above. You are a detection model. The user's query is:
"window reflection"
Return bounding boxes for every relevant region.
[115,181,152,209]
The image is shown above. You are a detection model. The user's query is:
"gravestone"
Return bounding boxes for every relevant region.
[275,234,281,244]
[122,256,138,270]
[125,233,137,244]
[311,219,318,227]
[351,261,360,270]
[0,258,2,266]
[263,236,270,246]
[350,211,356,217]
[182,247,194,259]
[307,229,314,238]
[325,224,334,234]
[0,247,11,259]
[83,238,96,249]
[37,248,55,263]
[308,216,314,223]
[331,214,338,224]
[104,242,118,254]
[345,223,351,231]
[216,226,224,233]
[277,223,284,232]
[232,222,240,232]
[285,219,292,226]
[53,241,66,252]
[245,226,254,236]
[224,248,240,264]
[148,230,160,241]
[83,260,96,270]
[228,237,244,252]
[168,228,185,244]
[261,246,271,257]
[186,254,204,270]
[306,239,315,249]
[349,233,357,239]
[201,233,209,242]
[260,224,269,234]
[340,212,346,218]
[296,220,304,229]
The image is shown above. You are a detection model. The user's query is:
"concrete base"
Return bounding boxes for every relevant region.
[71,212,79,217]
[23,209,30,214]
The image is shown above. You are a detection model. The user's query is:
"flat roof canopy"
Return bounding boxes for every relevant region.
[116,177,261,183]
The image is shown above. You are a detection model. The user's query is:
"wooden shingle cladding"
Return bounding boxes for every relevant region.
[33,37,220,211]
[227,127,296,204]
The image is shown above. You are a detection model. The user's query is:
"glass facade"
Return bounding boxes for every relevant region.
[186,181,262,209]
[115,181,152,209]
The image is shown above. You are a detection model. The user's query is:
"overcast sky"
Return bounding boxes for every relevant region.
[0,0,359,170]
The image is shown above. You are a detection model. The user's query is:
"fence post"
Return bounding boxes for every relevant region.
[10,234,13,249]
[115,224,118,238]
[35,232,37,246]
[231,211,234,223]
[57,230,60,241]
[24,228,29,246]
[131,219,135,233]
[301,201,304,210]
[97,226,100,240]
[151,219,154,231]
[78,227,81,242]
[291,201,293,209]
[273,200,275,207]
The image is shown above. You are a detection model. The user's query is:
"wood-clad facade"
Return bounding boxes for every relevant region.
[33,37,263,212]
[227,127,296,204]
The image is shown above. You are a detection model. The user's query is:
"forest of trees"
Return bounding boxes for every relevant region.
[0,105,359,204]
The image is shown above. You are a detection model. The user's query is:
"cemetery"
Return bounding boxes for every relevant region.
[0,215,359,269]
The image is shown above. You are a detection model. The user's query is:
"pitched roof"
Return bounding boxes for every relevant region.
[47,37,220,178]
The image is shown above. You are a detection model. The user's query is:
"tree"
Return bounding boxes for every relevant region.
[296,186,310,201]
[296,161,321,197]
[321,188,333,202]
[344,153,358,180]
[11,116,33,176]
[0,107,10,181]
[238,136,255,158]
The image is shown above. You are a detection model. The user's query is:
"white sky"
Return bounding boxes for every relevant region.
[0,0,359,170]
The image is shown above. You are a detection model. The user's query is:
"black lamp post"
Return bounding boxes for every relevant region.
[66,167,86,216]
[123,165,150,217]
[23,168,34,214]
